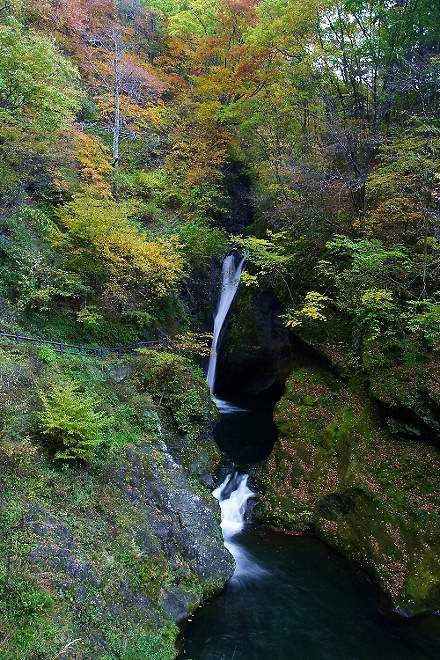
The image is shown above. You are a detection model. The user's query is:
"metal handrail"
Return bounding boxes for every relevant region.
[0,331,167,359]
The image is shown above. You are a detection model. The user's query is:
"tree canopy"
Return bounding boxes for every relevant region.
[0,0,438,361]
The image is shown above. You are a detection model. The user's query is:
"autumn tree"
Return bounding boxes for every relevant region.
[54,189,184,312]
[365,122,440,298]
[25,0,167,176]
[83,8,166,175]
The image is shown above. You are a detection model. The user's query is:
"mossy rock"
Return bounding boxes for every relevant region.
[256,364,440,614]
[0,345,232,658]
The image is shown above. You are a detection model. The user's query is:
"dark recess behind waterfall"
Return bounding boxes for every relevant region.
[182,160,298,404]
[179,161,255,331]
[216,282,298,402]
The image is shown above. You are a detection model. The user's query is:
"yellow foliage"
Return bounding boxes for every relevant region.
[55,190,184,299]
[283,291,329,328]
[74,131,113,197]
[241,271,259,287]
[360,289,394,309]
[170,332,213,357]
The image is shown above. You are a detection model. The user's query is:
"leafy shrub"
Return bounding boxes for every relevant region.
[55,189,184,310]
[76,305,105,330]
[0,207,86,314]
[38,380,110,461]
[177,222,228,268]
[131,350,210,435]
[407,299,440,348]
[284,291,329,329]
[36,345,57,364]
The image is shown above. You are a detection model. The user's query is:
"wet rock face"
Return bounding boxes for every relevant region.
[256,365,440,615]
[290,322,440,444]
[216,162,254,233]
[215,286,293,399]
[15,440,233,644]
[369,358,440,444]
[108,446,233,589]
[180,260,222,333]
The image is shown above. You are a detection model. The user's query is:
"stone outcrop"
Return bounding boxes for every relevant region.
[0,345,233,659]
[256,365,440,615]
[216,285,293,400]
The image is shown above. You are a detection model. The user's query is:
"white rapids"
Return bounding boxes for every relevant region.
[213,473,267,581]
[208,253,265,580]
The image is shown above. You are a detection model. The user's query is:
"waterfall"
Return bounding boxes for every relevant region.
[206,253,246,396]
[213,473,266,581]
[208,254,264,581]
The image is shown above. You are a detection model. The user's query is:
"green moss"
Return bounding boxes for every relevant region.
[115,550,174,602]
[130,349,213,433]
[257,364,440,614]
[0,344,225,658]
[107,622,179,660]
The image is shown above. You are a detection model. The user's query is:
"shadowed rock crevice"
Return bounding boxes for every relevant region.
[215,286,294,401]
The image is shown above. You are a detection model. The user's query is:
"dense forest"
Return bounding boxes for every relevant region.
[1,0,438,355]
[0,0,439,658]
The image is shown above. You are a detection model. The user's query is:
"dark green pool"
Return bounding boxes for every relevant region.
[179,523,440,659]
[179,404,440,660]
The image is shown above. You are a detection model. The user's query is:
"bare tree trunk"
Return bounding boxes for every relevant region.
[420,212,428,299]
[110,32,122,199]
[112,36,121,173]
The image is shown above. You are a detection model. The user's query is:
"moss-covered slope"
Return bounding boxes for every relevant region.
[0,342,233,659]
[256,366,440,615]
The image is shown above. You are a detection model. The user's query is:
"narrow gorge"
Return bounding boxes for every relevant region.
[180,254,440,659]
[0,0,439,658]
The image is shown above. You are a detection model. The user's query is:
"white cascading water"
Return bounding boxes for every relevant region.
[213,473,266,581]
[206,253,246,410]
[208,254,265,580]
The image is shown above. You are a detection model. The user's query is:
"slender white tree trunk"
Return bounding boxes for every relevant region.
[112,37,121,173]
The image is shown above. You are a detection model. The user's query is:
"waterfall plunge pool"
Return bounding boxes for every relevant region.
[179,403,440,660]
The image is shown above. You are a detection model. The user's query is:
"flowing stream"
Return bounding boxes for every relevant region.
[179,254,440,659]
[213,472,267,583]
[206,251,264,581]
